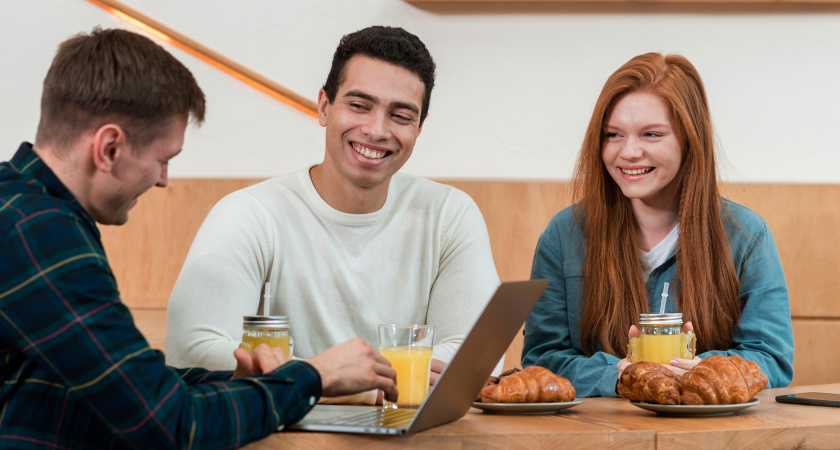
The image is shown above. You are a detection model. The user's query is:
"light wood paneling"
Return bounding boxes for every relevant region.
[101,179,257,309]
[446,181,572,282]
[110,179,840,385]
[721,184,840,318]
[790,319,840,386]
[104,180,840,317]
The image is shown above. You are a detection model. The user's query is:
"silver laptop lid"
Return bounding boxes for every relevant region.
[407,279,549,434]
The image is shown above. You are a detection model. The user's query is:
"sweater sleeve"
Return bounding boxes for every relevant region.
[426,190,502,373]
[166,191,271,370]
[522,226,622,398]
[699,220,794,387]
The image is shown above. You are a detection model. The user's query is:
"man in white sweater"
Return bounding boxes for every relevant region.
[166,26,500,404]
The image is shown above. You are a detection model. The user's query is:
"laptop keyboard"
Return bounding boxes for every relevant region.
[330,407,417,427]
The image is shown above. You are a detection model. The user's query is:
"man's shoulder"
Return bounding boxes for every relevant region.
[0,175,77,238]
[391,173,473,206]
[215,171,304,208]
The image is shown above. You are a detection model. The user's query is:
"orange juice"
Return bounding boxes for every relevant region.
[626,313,695,364]
[380,346,433,406]
[239,334,291,356]
[240,316,292,357]
[638,334,684,364]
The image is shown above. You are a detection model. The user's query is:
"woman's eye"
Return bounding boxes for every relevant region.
[604,132,619,139]
[644,132,663,138]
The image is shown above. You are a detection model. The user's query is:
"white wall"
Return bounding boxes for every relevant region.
[3,0,839,183]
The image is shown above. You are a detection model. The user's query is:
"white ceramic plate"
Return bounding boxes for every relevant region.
[630,398,760,416]
[471,399,583,414]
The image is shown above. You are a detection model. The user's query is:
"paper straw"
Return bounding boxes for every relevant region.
[659,282,670,315]
[263,280,271,316]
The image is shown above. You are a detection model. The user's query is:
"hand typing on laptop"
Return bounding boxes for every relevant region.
[307,339,399,402]
[234,338,399,403]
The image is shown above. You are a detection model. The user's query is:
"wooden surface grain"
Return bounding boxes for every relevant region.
[241,384,840,449]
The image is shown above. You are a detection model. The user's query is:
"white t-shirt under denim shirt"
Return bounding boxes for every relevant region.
[639,224,680,283]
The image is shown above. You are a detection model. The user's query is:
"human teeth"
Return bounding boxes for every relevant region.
[622,168,652,175]
[354,144,386,159]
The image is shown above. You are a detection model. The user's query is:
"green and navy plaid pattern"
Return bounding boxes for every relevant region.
[0,143,320,449]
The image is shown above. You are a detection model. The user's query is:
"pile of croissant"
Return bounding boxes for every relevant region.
[617,355,768,405]
[476,366,576,403]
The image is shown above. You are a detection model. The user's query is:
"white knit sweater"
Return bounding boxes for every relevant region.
[165,168,501,403]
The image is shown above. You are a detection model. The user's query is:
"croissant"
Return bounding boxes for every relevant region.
[680,355,768,405]
[616,361,681,405]
[478,366,576,403]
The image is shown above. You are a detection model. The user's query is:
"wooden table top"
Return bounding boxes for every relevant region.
[243,383,840,449]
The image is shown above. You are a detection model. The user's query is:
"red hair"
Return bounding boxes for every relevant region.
[572,53,740,356]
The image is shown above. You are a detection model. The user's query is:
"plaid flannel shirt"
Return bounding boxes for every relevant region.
[0,143,320,449]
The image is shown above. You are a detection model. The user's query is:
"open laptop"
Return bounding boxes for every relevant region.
[288,279,550,435]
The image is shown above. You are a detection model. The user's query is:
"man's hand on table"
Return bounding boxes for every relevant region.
[307,338,399,403]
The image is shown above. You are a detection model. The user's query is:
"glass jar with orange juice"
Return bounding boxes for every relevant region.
[240,315,293,357]
[627,313,695,364]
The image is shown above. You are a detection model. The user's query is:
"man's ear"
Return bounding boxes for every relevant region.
[91,124,126,173]
[417,113,427,135]
[317,88,330,128]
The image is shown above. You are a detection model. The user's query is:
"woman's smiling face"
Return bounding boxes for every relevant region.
[601,91,684,213]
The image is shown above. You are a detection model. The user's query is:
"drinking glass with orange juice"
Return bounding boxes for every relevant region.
[627,313,694,364]
[378,324,435,408]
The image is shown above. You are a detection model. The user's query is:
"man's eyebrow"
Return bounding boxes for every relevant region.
[344,89,376,103]
[391,101,420,115]
[343,89,420,115]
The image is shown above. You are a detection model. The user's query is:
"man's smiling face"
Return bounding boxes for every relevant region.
[317,55,425,197]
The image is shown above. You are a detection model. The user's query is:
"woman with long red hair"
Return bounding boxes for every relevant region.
[521,53,793,398]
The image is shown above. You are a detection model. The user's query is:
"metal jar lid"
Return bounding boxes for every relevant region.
[243,315,289,329]
[639,313,683,326]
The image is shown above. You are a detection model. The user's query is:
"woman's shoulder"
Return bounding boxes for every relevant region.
[720,198,769,232]
[546,204,580,230]
[540,204,585,246]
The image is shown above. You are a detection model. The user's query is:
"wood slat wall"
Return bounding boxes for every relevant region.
[103,179,840,386]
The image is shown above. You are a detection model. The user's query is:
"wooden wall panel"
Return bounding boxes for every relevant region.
[790,319,840,386]
[446,181,572,282]
[721,184,840,318]
[101,179,258,309]
[108,179,840,385]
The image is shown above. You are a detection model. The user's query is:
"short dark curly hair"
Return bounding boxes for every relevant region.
[322,26,435,126]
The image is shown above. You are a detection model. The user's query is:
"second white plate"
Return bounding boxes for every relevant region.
[472,399,583,414]
[630,398,760,416]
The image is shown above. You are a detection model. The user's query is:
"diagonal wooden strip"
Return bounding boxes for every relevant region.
[86,0,318,117]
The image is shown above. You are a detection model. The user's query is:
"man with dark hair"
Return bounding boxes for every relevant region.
[167,26,501,404]
[0,28,397,448]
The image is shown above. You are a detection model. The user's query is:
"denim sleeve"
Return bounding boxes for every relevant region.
[522,224,621,398]
[701,221,794,387]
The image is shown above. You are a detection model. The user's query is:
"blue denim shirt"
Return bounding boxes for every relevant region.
[522,198,794,398]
